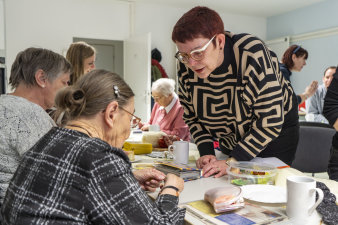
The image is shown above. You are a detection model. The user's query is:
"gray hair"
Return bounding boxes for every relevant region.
[151,78,175,97]
[53,70,134,125]
[9,47,72,88]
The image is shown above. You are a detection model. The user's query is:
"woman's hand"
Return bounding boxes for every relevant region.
[140,124,149,131]
[133,168,165,192]
[160,173,184,196]
[304,80,318,98]
[196,155,217,169]
[138,121,145,129]
[202,160,228,178]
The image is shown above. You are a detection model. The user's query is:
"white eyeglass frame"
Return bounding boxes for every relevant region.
[175,35,216,63]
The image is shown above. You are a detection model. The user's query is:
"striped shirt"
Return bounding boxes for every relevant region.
[177,31,296,161]
[1,127,185,224]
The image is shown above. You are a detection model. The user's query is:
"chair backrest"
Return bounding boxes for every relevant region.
[291,122,336,173]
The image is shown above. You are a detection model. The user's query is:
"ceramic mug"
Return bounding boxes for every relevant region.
[149,124,160,132]
[168,141,189,165]
[286,176,324,225]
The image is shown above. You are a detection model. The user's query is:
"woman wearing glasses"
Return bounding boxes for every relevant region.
[2,70,185,224]
[172,6,299,177]
[280,45,318,104]
[139,78,190,141]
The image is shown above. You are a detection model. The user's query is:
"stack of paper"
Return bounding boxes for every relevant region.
[155,161,201,181]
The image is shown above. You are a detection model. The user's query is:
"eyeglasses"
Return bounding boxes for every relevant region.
[292,45,301,54]
[152,95,163,101]
[175,35,216,64]
[120,107,141,128]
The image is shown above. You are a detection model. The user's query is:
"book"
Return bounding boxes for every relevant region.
[154,161,201,181]
[181,200,288,225]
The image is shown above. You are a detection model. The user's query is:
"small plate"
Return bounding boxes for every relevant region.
[130,155,142,163]
[241,185,286,204]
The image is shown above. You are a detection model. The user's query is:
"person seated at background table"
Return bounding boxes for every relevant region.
[324,65,338,181]
[139,78,190,141]
[306,66,336,124]
[280,45,318,105]
[66,41,96,85]
[1,70,185,224]
[0,47,71,205]
[172,6,299,178]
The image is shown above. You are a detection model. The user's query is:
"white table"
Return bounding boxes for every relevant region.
[135,154,324,225]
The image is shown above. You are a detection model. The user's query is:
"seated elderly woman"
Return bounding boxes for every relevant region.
[0,47,71,205]
[1,70,185,224]
[139,78,190,141]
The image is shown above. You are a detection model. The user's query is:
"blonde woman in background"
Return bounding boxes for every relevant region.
[66,41,96,85]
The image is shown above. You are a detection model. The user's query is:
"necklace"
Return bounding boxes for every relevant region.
[66,124,94,137]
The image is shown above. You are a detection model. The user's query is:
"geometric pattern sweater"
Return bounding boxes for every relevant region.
[177,31,296,161]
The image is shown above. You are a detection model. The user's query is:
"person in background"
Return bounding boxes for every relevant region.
[324,66,338,181]
[280,45,318,105]
[139,78,190,141]
[306,66,336,123]
[66,41,96,85]
[151,48,168,82]
[151,48,168,109]
[1,70,185,224]
[0,47,71,205]
[172,6,299,178]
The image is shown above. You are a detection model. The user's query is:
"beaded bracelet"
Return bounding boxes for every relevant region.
[159,185,180,197]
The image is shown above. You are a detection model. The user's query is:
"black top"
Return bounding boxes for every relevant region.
[324,67,338,148]
[279,63,302,104]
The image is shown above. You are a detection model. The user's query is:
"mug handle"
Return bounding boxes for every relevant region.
[166,145,175,159]
[308,188,324,215]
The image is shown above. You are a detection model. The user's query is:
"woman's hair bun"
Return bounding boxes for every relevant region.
[73,89,84,100]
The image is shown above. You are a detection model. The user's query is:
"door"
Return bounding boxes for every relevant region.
[73,38,124,77]
[124,33,151,122]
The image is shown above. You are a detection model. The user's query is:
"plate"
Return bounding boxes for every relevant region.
[130,155,142,163]
[240,185,286,204]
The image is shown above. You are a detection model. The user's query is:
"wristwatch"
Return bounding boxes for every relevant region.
[225,157,237,166]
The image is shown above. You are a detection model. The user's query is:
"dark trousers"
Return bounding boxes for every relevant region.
[257,124,299,166]
[328,145,338,181]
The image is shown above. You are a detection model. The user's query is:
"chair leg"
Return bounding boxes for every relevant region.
[312,173,315,177]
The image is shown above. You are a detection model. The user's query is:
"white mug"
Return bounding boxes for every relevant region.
[286,176,324,225]
[149,124,160,132]
[168,141,189,165]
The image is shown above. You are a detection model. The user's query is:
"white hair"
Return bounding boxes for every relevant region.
[151,78,175,97]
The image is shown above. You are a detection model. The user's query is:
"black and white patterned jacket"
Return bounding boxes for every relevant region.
[1,127,185,225]
[177,31,297,161]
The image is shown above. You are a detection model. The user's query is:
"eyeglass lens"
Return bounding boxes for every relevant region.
[176,35,215,64]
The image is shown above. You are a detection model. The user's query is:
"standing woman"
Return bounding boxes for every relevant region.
[66,41,96,85]
[280,45,318,104]
[172,6,299,177]
[0,47,71,204]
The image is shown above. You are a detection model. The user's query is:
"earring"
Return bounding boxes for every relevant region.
[42,85,45,88]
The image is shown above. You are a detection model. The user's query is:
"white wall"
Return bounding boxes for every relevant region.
[5,0,130,88]
[267,0,338,95]
[0,0,5,54]
[134,2,267,80]
[5,0,266,86]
